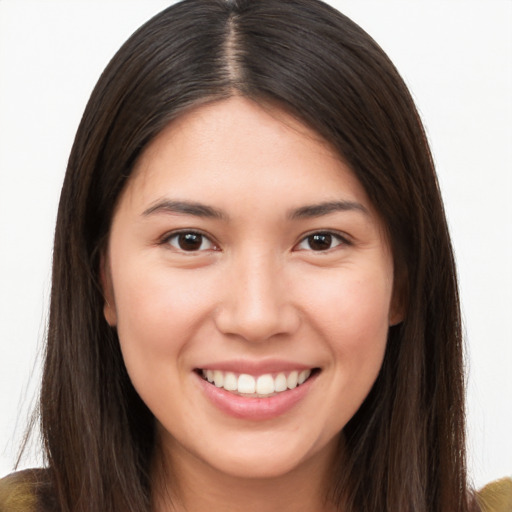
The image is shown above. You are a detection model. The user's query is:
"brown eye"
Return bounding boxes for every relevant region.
[308,233,332,251]
[296,232,347,252]
[167,232,215,252]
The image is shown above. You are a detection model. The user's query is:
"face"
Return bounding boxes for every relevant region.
[103,97,400,481]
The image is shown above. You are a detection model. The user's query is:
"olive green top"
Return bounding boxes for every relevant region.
[1,469,511,511]
[476,478,512,512]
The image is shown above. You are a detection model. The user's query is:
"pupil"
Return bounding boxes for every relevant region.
[178,233,202,251]
[309,233,332,251]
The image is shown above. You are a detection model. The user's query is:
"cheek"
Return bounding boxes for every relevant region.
[304,266,392,369]
[111,262,217,364]
[110,263,222,416]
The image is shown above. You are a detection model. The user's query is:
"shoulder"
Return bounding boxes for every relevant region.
[476,477,512,512]
[0,469,39,512]
[0,468,57,512]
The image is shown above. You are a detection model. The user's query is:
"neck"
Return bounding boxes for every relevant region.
[151,436,341,512]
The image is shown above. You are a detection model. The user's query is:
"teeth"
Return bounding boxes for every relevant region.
[213,370,224,388]
[274,373,288,392]
[298,369,309,385]
[238,374,256,394]
[256,374,275,395]
[200,369,312,396]
[287,371,298,389]
[223,372,237,391]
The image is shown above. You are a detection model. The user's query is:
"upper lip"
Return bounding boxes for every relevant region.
[195,359,317,375]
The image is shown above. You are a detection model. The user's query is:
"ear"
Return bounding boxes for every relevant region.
[389,301,404,327]
[389,268,406,327]
[100,253,117,327]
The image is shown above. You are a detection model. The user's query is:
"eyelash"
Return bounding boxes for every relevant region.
[160,229,351,253]
[295,231,351,252]
[161,230,219,253]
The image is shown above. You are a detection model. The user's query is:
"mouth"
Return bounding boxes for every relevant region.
[196,368,320,398]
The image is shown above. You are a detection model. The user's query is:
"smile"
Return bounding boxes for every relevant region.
[195,366,320,420]
[199,369,314,397]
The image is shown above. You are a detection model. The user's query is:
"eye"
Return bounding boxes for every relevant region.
[164,231,217,252]
[296,231,349,252]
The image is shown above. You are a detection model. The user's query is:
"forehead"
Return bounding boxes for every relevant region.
[120,96,376,223]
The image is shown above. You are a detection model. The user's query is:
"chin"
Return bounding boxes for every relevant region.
[189,429,339,481]
[207,452,309,480]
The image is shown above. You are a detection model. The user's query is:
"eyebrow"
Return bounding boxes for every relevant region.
[142,200,227,220]
[142,198,368,221]
[288,200,369,219]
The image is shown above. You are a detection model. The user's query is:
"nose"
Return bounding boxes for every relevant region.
[214,253,300,342]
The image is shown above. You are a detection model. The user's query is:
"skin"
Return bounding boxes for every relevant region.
[102,97,401,511]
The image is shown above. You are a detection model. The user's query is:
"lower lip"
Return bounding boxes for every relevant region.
[196,372,318,421]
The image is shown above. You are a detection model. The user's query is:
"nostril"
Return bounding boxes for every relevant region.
[214,302,301,343]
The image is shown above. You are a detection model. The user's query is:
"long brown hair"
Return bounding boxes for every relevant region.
[38,0,474,510]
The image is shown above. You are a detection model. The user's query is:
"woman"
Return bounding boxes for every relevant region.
[0,0,510,511]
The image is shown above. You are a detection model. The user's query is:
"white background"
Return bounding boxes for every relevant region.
[0,0,511,488]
